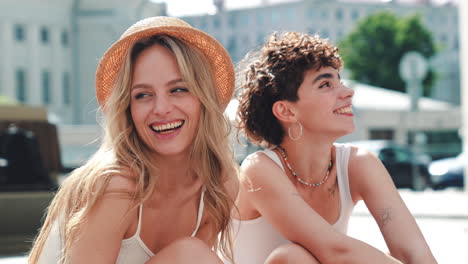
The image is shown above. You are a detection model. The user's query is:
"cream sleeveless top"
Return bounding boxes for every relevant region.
[37,187,205,264]
[228,144,354,264]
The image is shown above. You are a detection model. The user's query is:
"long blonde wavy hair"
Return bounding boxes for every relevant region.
[29,35,237,263]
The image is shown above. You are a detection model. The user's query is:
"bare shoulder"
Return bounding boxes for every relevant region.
[347,144,394,200]
[105,169,138,195]
[241,151,274,177]
[239,150,284,192]
[348,145,384,173]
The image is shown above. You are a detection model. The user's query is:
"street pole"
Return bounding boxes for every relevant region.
[399,51,428,191]
[460,0,468,193]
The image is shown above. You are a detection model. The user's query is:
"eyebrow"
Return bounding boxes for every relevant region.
[312,72,341,84]
[131,78,185,90]
[166,78,184,86]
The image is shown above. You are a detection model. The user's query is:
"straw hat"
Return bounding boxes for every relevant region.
[95,16,234,110]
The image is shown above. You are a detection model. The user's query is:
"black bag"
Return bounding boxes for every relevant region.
[0,125,50,186]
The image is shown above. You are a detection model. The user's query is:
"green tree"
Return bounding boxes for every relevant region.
[339,11,436,96]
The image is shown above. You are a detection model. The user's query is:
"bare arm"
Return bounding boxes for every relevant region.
[349,146,437,264]
[68,176,137,264]
[239,152,402,264]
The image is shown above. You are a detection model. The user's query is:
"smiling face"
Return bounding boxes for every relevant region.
[130,44,201,159]
[293,66,355,138]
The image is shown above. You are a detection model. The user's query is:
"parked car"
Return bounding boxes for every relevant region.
[429,152,466,190]
[0,106,60,255]
[349,140,431,191]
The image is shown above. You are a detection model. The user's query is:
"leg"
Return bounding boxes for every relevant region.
[265,243,320,264]
[145,237,223,264]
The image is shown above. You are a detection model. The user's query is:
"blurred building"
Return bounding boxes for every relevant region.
[340,80,461,159]
[0,0,166,125]
[181,0,460,105]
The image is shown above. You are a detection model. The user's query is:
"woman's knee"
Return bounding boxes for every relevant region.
[169,237,208,251]
[265,243,319,264]
[151,237,222,264]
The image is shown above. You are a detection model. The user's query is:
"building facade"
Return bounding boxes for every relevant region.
[181,0,460,104]
[0,0,166,125]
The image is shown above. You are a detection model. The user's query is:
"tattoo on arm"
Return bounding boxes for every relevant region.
[378,207,393,228]
[245,175,262,192]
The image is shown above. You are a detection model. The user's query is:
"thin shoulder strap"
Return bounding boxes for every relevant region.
[135,204,143,235]
[334,143,354,230]
[191,186,206,236]
[261,148,285,171]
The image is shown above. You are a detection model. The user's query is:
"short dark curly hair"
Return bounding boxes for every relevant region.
[236,32,343,147]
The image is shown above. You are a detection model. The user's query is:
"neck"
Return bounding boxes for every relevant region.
[150,153,198,194]
[280,136,335,183]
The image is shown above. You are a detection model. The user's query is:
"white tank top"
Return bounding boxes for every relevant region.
[229,144,354,264]
[37,187,205,264]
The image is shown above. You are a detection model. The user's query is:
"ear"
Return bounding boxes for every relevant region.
[272,100,297,123]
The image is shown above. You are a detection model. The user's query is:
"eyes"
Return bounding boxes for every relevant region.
[318,80,345,89]
[132,87,189,100]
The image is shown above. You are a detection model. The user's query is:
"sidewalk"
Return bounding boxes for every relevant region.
[353,188,468,219]
[349,188,468,263]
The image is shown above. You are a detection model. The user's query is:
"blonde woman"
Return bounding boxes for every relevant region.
[232,32,437,264]
[29,16,238,264]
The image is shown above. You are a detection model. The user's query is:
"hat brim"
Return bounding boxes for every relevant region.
[95,25,234,110]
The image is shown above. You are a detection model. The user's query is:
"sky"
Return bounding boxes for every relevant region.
[152,0,458,17]
[151,0,298,17]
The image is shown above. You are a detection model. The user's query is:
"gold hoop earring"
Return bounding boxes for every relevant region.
[288,121,303,141]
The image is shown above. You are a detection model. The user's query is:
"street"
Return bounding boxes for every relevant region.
[349,214,468,263]
[349,189,468,264]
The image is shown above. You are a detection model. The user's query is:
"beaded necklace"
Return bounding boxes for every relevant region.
[278,146,333,188]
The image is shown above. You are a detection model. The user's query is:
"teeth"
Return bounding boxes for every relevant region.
[334,106,353,114]
[151,121,183,132]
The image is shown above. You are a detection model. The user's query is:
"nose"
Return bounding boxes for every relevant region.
[340,83,354,99]
[152,95,173,116]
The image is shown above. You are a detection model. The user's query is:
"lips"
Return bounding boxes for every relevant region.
[333,105,353,115]
[150,120,184,134]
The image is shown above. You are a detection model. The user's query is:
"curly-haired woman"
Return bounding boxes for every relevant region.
[231,32,437,264]
[28,16,238,264]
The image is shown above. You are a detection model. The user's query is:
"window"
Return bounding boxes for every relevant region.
[239,13,249,27]
[351,10,359,21]
[213,16,220,28]
[321,9,329,20]
[61,30,69,46]
[227,37,237,60]
[42,70,51,104]
[335,9,343,21]
[286,7,295,22]
[408,130,462,159]
[63,72,70,105]
[15,69,26,102]
[228,13,237,28]
[272,9,281,26]
[14,24,25,41]
[40,27,49,44]
[256,10,265,25]
[369,129,394,140]
[307,8,315,19]
[379,147,410,163]
[440,33,448,45]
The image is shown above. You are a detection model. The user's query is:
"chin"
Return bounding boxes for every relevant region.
[154,145,193,157]
[334,126,355,138]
